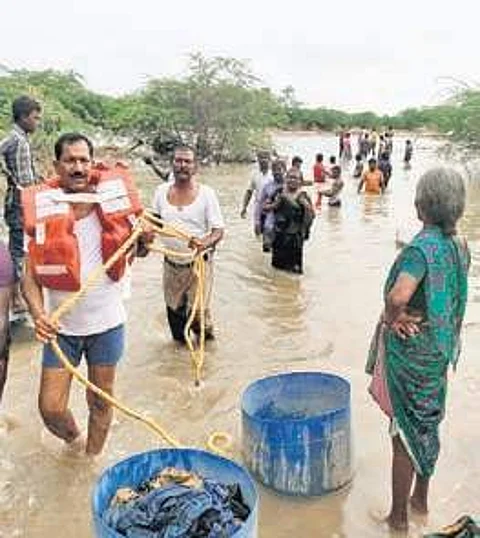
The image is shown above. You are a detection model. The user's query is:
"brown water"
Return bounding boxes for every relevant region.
[1,133,480,538]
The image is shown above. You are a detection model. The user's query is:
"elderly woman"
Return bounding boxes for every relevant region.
[366,168,470,532]
[265,167,314,274]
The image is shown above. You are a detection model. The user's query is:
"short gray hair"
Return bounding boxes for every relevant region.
[415,167,466,236]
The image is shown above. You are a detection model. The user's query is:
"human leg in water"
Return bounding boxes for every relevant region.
[167,302,189,343]
[85,364,116,456]
[0,285,12,402]
[410,474,430,514]
[387,434,415,531]
[38,367,82,445]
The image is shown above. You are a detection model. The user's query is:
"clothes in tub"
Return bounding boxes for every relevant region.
[104,467,251,537]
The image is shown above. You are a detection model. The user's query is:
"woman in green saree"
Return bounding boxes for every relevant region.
[366,168,470,532]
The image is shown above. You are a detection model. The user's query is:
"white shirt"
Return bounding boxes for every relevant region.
[152,182,225,260]
[248,169,273,204]
[43,212,126,336]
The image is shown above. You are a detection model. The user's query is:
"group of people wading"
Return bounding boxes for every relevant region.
[0,95,471,536]
[241,153,315,274]
[239,132,414,273]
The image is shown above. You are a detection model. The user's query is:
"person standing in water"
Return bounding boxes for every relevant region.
[313,153,327,208]
[358,158,385,194]
[360,133,370,161]
[353,153,364,178]
[257,159,286,252]
[153,146,225,343]
[366,168,469,532]
[342,132,352,161]
[320,165,344,207]
[22,133,146,456]
[240,150,272,236]
[378,151,393,189]
[291,155,310,185]
[370,128,380,157]
[404,140,413,167]
[266,167,314,274]
[0,96,42,316]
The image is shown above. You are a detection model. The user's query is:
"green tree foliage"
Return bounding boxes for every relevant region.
[112,53,283,161]
[2,58,480,167]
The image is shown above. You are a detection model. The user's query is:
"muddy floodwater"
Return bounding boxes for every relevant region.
[1,133,480,537]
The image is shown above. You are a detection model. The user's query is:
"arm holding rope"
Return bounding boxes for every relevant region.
[189,228,224,252]
[22,258,59,342]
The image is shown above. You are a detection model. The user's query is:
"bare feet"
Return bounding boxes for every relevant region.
[369,509,409,534]
[64,434,86,455]
[410,495,428,515]
[386,514,409,533]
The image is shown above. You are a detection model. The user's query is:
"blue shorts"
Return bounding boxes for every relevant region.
[42,324,125,369]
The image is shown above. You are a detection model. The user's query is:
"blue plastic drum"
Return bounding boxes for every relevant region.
[92,448,258,537]
[242,372,352,496]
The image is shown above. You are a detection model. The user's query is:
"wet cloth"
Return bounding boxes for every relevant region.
[257,179,284,252]
[272,191,314,274]
[248,169,272,228]
[104,468,251,537]
[255,179,283,236]
[366,226,470,477]
[163,255,214,337]
[424,515,480,537]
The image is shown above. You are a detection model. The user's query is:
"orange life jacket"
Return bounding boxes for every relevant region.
[22,162,143,291]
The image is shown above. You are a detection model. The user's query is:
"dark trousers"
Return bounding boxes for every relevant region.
[4,188,24,282]
[166,303,214,343]
[166,303,189,343]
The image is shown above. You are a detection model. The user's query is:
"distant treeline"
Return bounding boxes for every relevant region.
[1,55,479,165]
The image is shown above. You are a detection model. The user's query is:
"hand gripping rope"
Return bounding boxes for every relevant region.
[47,211,231,454]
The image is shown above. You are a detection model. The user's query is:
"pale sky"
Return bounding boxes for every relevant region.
[1,0,479,113]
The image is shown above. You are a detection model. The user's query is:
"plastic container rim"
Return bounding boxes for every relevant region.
[241,371,351,424]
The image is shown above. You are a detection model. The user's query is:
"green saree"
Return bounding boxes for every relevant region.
[367,226,470,477]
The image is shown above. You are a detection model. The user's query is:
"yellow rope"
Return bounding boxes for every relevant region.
[46,210,231,453]
[138,213,208,385]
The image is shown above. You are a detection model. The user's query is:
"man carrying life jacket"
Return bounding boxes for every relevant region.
[21,132,145,456]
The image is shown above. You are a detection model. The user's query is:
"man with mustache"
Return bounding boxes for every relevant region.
[21,133,144,456]
[152,146,224,343]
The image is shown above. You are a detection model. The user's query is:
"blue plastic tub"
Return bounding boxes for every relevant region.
[242,372,352,496]
[92,448,258,537]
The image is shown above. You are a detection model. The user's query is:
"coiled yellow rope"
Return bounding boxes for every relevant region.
[47,210,231,454]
